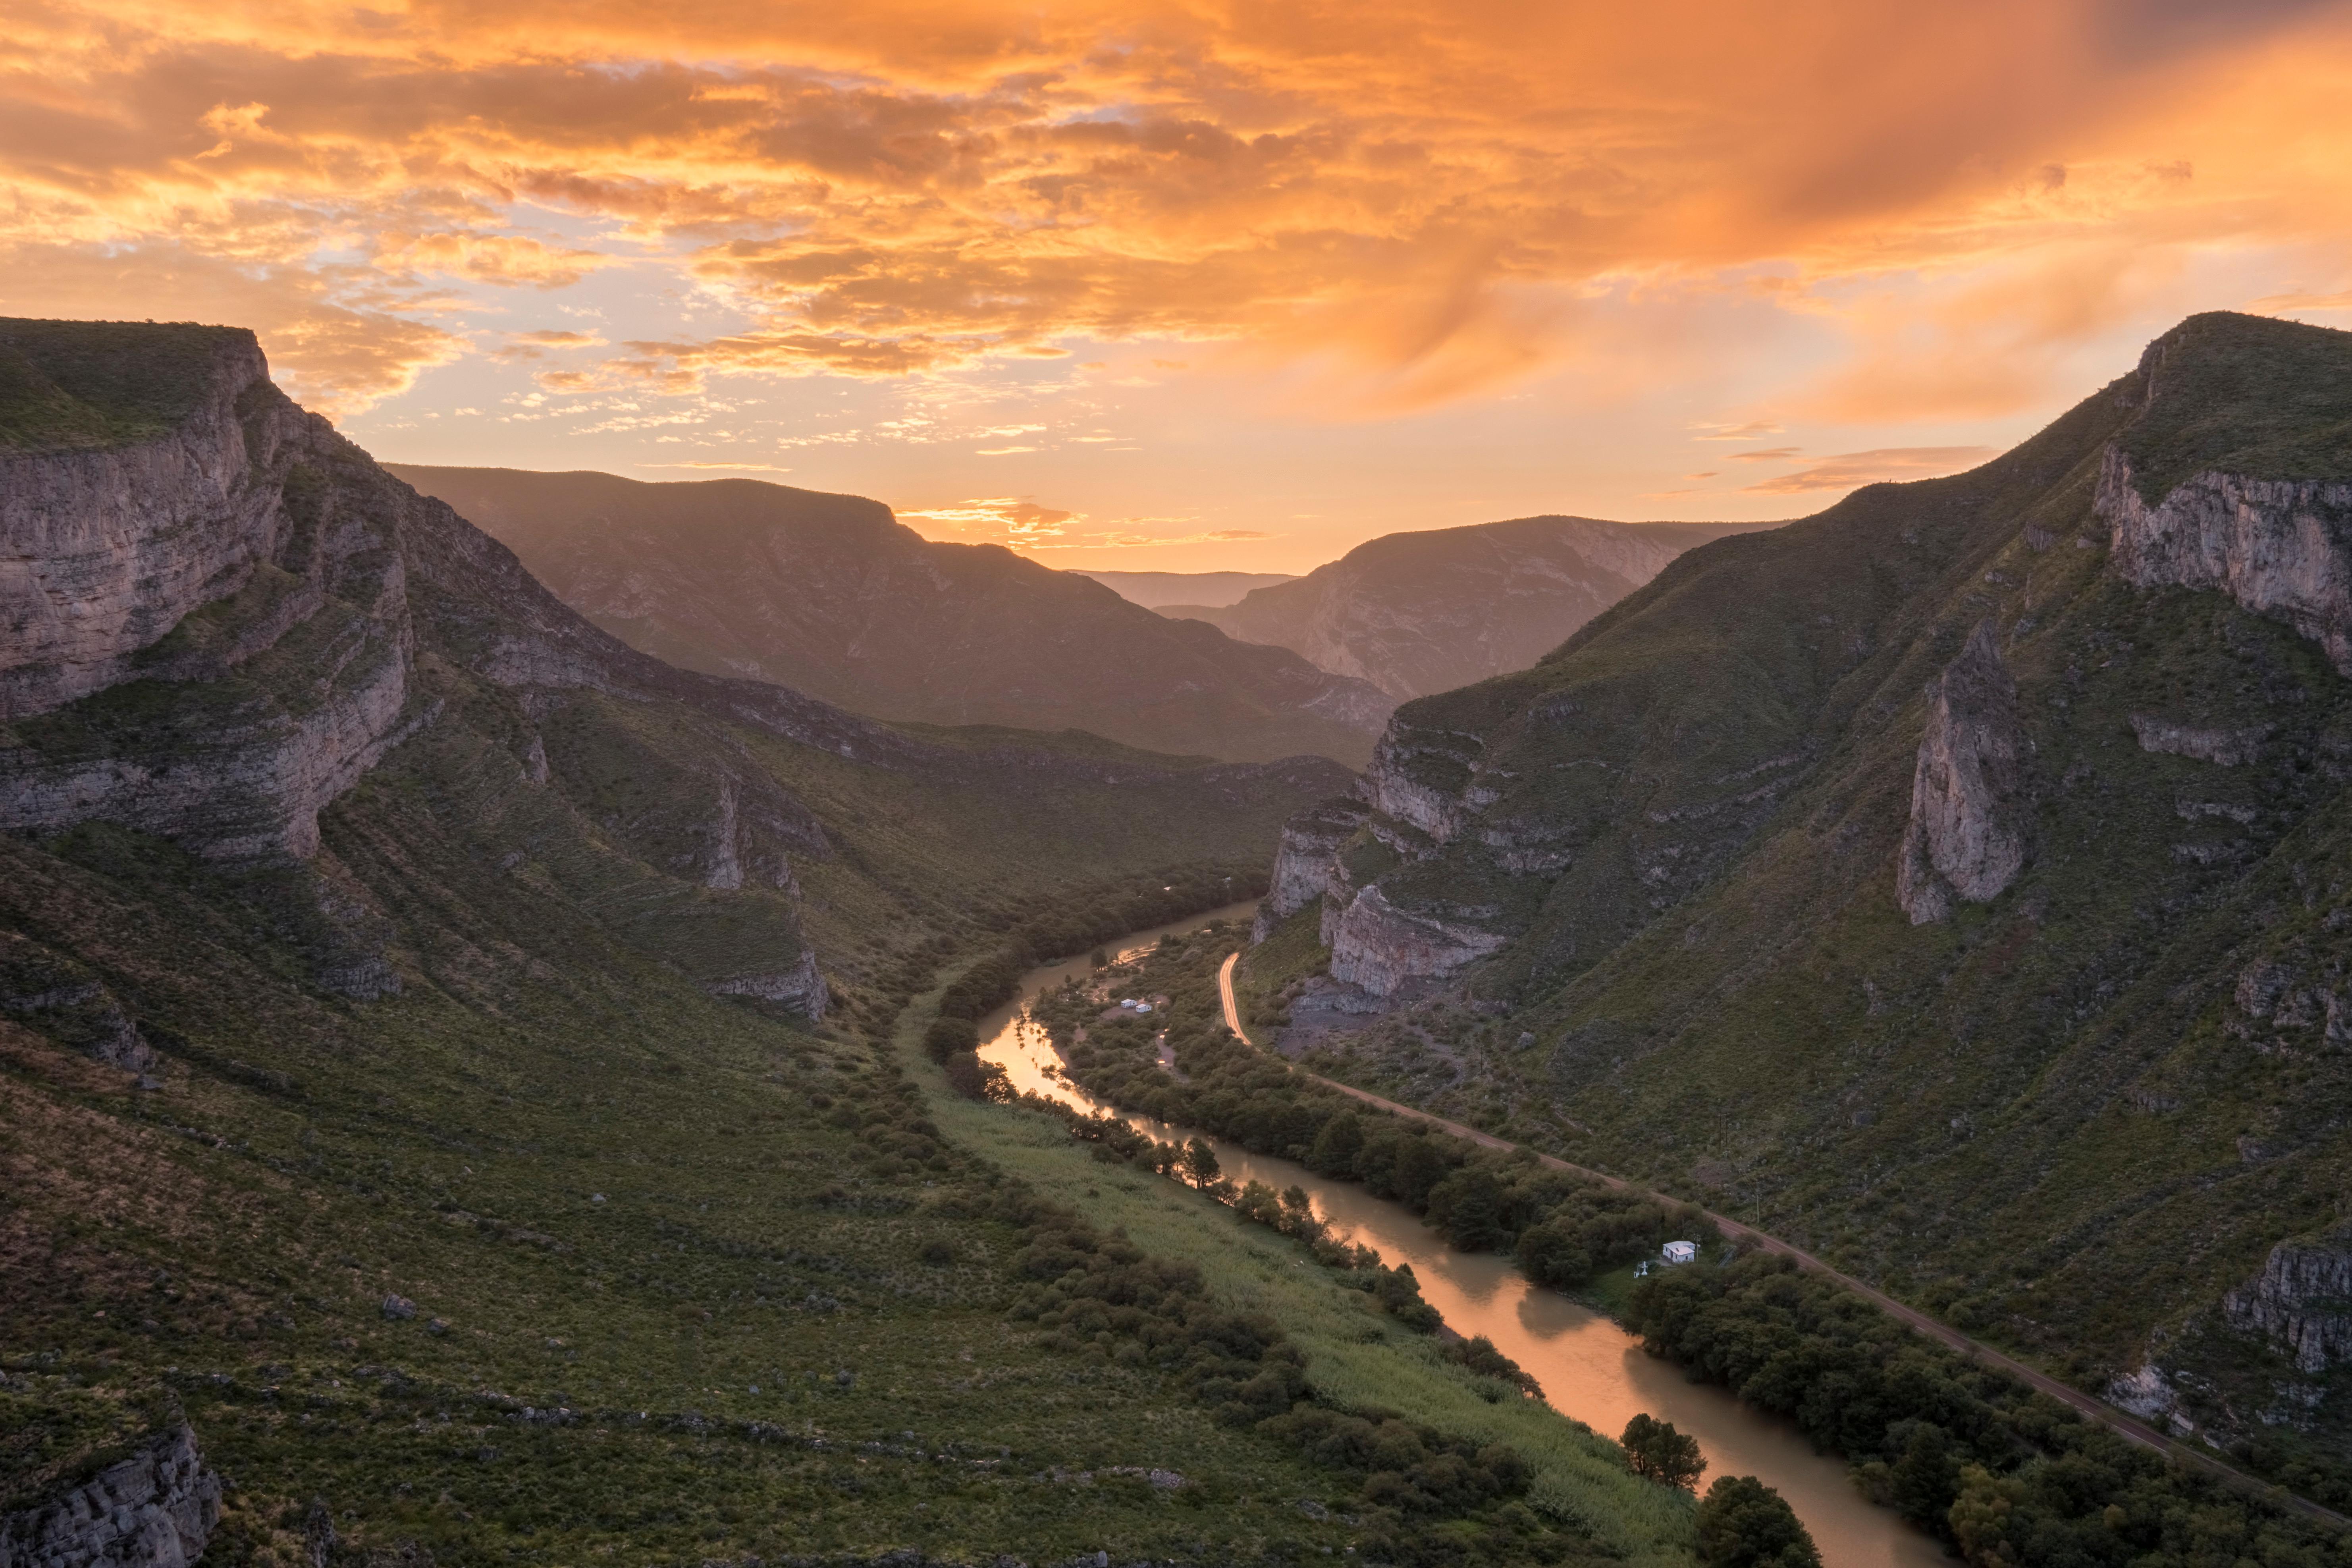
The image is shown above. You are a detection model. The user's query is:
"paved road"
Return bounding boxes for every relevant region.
[1214,953,2343,1527]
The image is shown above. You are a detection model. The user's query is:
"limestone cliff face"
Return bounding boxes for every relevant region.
[0,1423,221,1568]
[2101,445,2352,672]
[1327,884,1506,995]
[0,341,418,862]
[0,334,293,721]
[1251,796,1371,942]
[2225,1225,2352,1373]
[1897,622,2028,924]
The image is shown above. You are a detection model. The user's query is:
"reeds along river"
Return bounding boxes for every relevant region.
[974,902,1945,1568]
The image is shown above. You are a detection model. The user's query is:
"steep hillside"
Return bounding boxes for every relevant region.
[1250,312,2352,1488]
[388,466,1391,765]
[1072,569,1295,609]
[1166,517,1772,700]
[6,319,1656,1564]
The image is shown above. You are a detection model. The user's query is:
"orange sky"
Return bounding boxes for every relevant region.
[6,0,2352,570]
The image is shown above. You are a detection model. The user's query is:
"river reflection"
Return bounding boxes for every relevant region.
[973,905,1944,1568]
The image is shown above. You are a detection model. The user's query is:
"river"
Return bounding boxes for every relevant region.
[974,901,1943,1568]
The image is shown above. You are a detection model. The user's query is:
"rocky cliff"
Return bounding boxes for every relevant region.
[1895,621,2028,923]
[1166,515,1771,700]
[0,1425,220,1568]
[2101,446,2352,673]
[2226,1226,2352,1374]
[0,328,416,862]
[387,465,1394,765]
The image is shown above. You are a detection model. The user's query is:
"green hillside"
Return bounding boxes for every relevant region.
[1265,312,2352,1497]
[0,317,1677,1565]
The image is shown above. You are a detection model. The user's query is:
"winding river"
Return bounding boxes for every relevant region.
[975,901,1943,1568]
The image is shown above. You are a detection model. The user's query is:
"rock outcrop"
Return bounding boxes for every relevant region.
[1328,885,1506,995]
[0,328,296,721]
[710,949,831,1016]
[0,1423,221,1568]
[0,330,417,862]
[2128,714,2270,766]
[2101,445,2352,672]
[2225,1225,2352,1373]
[1897,622,2027,923]
[1251,796,1371,942]
[0,930,151,1070]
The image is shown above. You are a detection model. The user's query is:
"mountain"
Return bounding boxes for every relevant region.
[1071,568,1296,608]
[5,318,1619,1563]
[386,465,1391,765]
[1247,312,2352,1487]
[1163,516,1774,700]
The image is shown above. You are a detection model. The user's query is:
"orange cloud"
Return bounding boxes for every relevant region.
[3,0,2350,414]
[1741,446,1998,494]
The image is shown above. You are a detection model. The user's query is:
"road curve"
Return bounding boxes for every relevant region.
[1213,952,2343,1527]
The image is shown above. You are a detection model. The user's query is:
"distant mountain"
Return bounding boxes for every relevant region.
[386,467,1392,764]
[1072,569,1296,609]
[1163,516,1776,699]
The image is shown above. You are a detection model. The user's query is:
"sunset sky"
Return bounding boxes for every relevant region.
[6,0,2352,571]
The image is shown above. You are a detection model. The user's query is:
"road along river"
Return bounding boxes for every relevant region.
[972,903,1945,1568]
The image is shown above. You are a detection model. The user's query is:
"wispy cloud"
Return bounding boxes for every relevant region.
[1742,446,1998,494]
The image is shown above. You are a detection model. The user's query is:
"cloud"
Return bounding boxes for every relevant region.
[1741,446,1998,494]
[1726,447,1803,462]
[0,240,461,414]
[900,497,1077,540]
[2,0,2349,414]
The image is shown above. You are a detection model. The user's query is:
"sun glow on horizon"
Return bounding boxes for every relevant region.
[6,0,2352,570]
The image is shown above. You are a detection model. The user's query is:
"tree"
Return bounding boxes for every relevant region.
[1182,1136,1221,1187]
[1307,1112,1364,1176]
[1621,1414,1705,1491]
[923,1015,978,1063]
[1694,1475,1821,1568]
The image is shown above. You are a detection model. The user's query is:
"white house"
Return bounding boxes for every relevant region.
[1662,1240,1699,1265]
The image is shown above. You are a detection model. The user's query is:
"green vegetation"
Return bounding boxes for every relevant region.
[1632,1257,2342,1568]
[1693,1477,1819,1568]
[1026,930,2348,1567]
[0,319,250,451]
[1619,1417,1702,1492]
[1267,313,2352,1482]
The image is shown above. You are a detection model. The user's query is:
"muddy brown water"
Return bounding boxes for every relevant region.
[974,904,1942,1568]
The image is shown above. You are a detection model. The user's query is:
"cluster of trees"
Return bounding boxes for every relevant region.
[1630,1256,2345,1568]
[1049,1008,1706,1288]
[1052,1102,1457,1334]
[918,865,1263,1099]
[981,1184,1581,1562]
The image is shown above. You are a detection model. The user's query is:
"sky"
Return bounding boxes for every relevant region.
[6,0,2352,572]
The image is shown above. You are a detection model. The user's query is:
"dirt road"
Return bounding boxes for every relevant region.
[1213,953,2342,1526]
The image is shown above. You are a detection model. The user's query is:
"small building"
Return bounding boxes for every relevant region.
[1662,1240,1698,1265]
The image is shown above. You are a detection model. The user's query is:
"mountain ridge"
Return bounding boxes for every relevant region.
[1163,515,1778,700]
[388,464,1394,765]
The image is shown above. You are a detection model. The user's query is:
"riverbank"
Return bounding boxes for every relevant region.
[1216,955,2352,1533]
[906,908,1704,1566]
[953,912,1954,1568]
